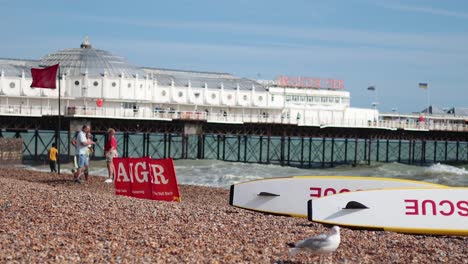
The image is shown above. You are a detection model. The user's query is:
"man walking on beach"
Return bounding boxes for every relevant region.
[84,132,94,182]
[75,125,95,183]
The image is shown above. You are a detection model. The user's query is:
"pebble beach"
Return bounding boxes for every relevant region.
[0,167,466,263]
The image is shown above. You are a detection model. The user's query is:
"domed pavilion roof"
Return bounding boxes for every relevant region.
[39,37,145,78]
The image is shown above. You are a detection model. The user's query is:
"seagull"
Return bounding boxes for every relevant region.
[288,226,341,256]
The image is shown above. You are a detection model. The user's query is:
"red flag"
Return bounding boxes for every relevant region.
[30,64,59,89]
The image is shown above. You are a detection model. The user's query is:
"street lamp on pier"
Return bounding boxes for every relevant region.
[367,86,379,110]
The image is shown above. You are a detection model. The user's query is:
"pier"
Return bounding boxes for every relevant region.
[1,39,467,167]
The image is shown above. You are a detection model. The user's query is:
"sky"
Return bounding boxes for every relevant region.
[1,0,468,113]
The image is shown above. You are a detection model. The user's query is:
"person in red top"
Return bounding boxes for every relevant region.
[104,128,117,183]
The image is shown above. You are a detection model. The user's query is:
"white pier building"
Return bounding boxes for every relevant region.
[0,38,465,131]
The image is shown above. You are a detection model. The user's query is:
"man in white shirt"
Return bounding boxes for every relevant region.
[75,125,95,183]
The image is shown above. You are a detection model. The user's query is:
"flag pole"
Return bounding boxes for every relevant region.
[31,64,61,173]
[57,66,61,174]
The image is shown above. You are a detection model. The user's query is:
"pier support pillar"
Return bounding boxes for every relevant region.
[184,122,203,135]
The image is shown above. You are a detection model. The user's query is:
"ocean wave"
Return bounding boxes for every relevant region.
[15,159,468,188]
[424,163,468,176]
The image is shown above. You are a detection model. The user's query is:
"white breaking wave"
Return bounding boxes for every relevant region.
[425,163,468,176]
[422,163,468,187]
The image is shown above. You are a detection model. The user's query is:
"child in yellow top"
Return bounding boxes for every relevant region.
[48,143,58,173]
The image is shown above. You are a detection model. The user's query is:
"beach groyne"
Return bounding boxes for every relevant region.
[0,138,22,164]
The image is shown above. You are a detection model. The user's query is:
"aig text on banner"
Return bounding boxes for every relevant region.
[113,157,181,202]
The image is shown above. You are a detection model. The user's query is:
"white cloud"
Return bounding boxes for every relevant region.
[78,14,468,54]
[97,37,468,71]
[379,1,468,19]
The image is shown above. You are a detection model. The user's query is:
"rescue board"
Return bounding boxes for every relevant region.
[307,188,468,236]
[229,176,446,218]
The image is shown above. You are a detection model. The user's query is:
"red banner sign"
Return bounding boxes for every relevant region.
[113,157,181,202]
[276,75,344,90]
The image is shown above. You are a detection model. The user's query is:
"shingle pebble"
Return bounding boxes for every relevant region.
[0,167,466,263]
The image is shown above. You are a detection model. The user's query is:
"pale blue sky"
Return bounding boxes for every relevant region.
[1,0,468,113]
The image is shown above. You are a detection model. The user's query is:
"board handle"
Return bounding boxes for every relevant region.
[257,192,280,196]
[343,201,369,209]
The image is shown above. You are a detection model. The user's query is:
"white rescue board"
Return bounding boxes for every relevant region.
[229,176,446,218]
[308,188,468,236]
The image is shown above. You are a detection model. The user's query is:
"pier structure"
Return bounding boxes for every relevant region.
[0,115,467,167]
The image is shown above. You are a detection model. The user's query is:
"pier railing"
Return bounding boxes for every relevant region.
[1,104,467,132]
[2,130,467,167]
[0,104,55,116]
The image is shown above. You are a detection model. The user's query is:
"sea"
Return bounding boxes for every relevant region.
[19,159,468,188]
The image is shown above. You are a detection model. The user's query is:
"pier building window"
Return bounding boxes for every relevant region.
[122,102,137,109]
[258,96,263,101]
[93,81,99,87]
[314,97,320,103]
[112,82,116,87]
[9,82,15,88]
[227,94,232,100]
[335,97,340,103]
[161,90,166,96]
[128,83,132,88]
[178,92,183,97]
[243,95,248,101]
[307,96,313,102]
[211,93,216,99]
[321,97,327,103]
[75,81,80,86]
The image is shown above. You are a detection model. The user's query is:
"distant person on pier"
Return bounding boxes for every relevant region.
[104,128,117,183]
[75,125,95,183]
[48,143,58,173]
